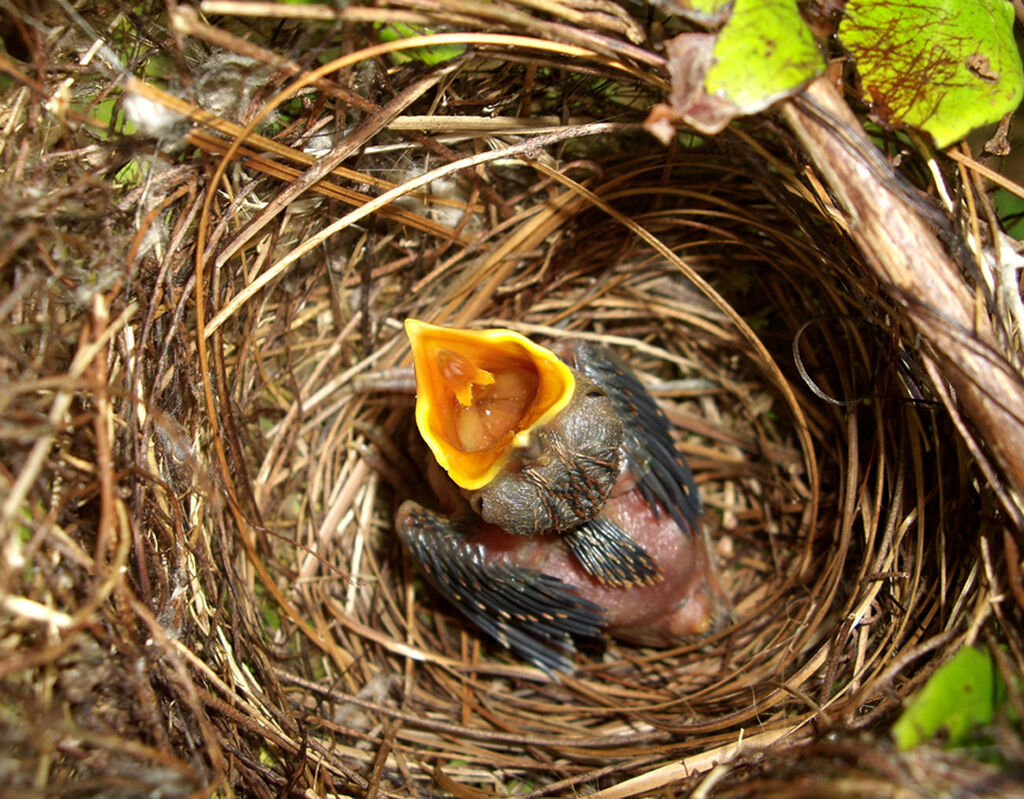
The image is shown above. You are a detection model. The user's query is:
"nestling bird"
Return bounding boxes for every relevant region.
[397,319,729,673]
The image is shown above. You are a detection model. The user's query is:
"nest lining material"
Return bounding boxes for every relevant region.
[1,3,1022,797]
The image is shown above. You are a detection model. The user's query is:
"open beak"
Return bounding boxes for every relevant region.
[404,319,576,490]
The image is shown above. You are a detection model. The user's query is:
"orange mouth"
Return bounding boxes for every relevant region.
[405,319,576,490]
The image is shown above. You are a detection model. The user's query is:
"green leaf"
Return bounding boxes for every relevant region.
[996,188,1024,239]
[114,159,143,188]
[893,645,1007,750]
[375,23,467,66]
[839,0,1024,148]
[704,0,824,113]
[89,97,137,137]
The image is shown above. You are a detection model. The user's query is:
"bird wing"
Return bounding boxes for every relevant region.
[562,517,661,587]
[566,341,703,537]
[396,500,606,675]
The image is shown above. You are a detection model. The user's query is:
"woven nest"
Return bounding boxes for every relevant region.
[2,2,1023,797]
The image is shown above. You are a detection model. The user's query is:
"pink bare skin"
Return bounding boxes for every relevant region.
[462,471,727,646]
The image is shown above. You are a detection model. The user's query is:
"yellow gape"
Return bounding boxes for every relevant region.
[404,319,575,490]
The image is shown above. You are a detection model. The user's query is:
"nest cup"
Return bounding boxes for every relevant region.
[2,4,1020,797]
[220,150,983,790]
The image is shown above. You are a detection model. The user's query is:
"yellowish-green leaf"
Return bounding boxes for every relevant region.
[705,0,824,113]
[839,0,1024,147]
[893,645,1007,750]
[375,23,466,66]
[115,159,143,188]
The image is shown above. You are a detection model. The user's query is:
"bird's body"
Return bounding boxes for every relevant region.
[397,321,729,673]
[462,473,724,646]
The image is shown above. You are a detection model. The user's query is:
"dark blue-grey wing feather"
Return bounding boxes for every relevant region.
[563,517,661,587]
[566,341,702,536]
[397,501,606,674]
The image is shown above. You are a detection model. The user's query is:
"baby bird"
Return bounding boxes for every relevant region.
[397,320,729,674]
